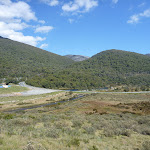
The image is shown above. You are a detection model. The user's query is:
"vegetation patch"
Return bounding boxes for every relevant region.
[27,50,150,90]
[0,93,150,150]
[0,85,28,94]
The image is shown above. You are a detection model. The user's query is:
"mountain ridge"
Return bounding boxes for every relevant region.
[27,49,150,89]
[0,37,74,79]
[65,55,90,61]
[0,36,150,89]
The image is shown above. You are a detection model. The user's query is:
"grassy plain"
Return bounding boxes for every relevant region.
[0,92,150,150]
[0,85,28,94]
[0,91,74,111]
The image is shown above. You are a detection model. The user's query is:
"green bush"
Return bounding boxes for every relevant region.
[72,119,82,128]
[46,128,60,138]
[83,126,95,135]
[67,138,80,147]
[89,145,99,150]
[3,114,15,120]
[141,128,150,135]
[141,141,150,150]
[0,137,3,145]
[120,129,131,137]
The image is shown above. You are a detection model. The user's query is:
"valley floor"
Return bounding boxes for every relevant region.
[0,92,150,150]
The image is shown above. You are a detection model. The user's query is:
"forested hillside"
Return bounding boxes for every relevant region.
[27,50,150,89]
[1,39,150,90]
[0,38,74,79]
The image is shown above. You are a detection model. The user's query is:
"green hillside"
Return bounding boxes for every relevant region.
[0,38,74,79]
[27,50,150,89]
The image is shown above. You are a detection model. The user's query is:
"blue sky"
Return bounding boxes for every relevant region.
[0,0,150,56]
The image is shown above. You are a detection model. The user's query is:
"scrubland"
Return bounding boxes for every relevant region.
[0,93,150,150]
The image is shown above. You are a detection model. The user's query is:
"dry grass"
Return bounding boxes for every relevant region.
[0,91,76,111]
[0,85,28,94]
[0,93,150,150]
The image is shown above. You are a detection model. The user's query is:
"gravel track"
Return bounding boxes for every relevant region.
[1,82,150,97]
[0,82,60,97]
[19,82,60,96]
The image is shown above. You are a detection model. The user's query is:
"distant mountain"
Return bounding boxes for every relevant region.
[146,54,150,56]
[27,49,150,89]
[0,36,4,39]
[0,38,74,79]
[0,36,7,39]
[65,55,90,61]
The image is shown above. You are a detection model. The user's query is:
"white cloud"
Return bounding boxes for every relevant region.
[35,26,54,33]
[68,18,75,24]
[127,9,150,24]
[62,0,98,14]
[39,20,46,24]
[7,22,29,31]
[0,1,37,22]
[0,0,49,46]
[0,0,11,5]
[40,43,48,49]
[112,0,118,4]
[127,15,139,24]
[140,9,150,17]
[0,21,45,46]
[40,0,59,6]
[138,2,145,8]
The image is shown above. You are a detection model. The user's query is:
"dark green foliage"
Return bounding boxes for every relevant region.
[67,138,80,147]
[89,145,99,150]
[2,113,15,120]
[27,50,150,89]
[0,137,3,145]
[0,38,74,79]
[124,87,130,92]
[69,91,73,95]
[5,77,19,84]
[141,141,150,150]
[1,38,150,90]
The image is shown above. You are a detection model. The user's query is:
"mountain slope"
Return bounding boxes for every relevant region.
[65,55,89,61]
[0,38,74,79]
[27,49,150,89]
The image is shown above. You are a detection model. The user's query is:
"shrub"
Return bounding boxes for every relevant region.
[83,139,89,144]
[89,145,99,150]
[23,142,35,150]
[66,129,81,136]
[141,128,150,135]
[7,128,16,136]
[3,114,15,120]
[72,119,82,128]
[46,128,60,138]
[83,126,95,135]
[104,130,114,137]
[0,137,3,145]
[124,87,129,92]
[104,128,131,137]
[120,129,131,137]
[67,138,80,147]
[141,141,150,150]
[69,91,73,95]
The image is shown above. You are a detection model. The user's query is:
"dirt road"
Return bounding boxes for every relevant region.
[19,82,60,96]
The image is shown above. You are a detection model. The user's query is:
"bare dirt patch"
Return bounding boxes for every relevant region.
[81,99,150,115]
[113,101,150,115]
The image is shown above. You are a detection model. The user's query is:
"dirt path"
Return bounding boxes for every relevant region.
[19,82,61,96]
